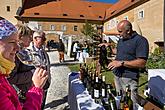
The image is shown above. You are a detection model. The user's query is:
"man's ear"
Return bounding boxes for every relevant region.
[127,30,131,34]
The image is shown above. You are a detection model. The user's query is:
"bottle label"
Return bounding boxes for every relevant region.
[94,89,99,98]
[102,89,105,97]
[102,76,105,82]
[96,77,98,82]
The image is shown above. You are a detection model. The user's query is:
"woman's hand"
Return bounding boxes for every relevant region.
[32,68,48,89]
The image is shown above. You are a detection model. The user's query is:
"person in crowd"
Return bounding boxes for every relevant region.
[0,17,48,109]
[57,39,65,63]
[99,40,108,69]
[107,20,149,107]
[28,30,51,110]
[72,41,79,61]
[47,40,51,51]
[82,41,89,59]
[8,24,35,99]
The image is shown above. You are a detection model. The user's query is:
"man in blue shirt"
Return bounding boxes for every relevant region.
[108,20,149,106]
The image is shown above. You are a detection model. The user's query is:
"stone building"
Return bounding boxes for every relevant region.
[0,0,164,51]
[16,0,112,42]
[104,0,164,52]
[0,0,24,24]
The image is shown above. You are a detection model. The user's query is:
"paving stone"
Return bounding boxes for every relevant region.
[44,51,77,110]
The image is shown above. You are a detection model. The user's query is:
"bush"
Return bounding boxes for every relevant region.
[146,48,165,69]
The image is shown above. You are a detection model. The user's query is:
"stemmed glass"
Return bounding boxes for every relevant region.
[13,48,47,100]
[16,48,46,68]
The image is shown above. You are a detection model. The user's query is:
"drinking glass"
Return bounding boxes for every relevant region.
[16,49,46,68]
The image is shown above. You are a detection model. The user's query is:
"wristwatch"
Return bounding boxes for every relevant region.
[121,61,125,66]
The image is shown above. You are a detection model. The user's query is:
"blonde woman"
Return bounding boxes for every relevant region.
[8,24,35,97]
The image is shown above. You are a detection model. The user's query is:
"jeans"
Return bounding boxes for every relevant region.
[114,75,138,104]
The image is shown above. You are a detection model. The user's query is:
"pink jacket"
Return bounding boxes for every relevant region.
[0,74,43,110]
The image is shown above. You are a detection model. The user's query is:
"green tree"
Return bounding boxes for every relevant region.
[81,20,97,39]
[146,47,165,69]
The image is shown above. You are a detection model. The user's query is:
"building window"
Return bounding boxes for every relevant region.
[107,23,111,31]
[138,10,144,19]
[61,25,66,31]
[124,16,128,20]
[73,25,78,31]
[38,25,42,30]
[50,25,55,30]
[7,6,10,12]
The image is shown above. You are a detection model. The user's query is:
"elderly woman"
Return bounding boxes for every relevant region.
[0,18,48,109]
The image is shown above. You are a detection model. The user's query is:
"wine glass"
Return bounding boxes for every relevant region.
[16,49,46,68]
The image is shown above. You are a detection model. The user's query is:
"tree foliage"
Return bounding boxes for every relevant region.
[146,47,165,69]
[81,20,97,39]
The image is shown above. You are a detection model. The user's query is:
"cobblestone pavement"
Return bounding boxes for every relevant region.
[44,50,78,110]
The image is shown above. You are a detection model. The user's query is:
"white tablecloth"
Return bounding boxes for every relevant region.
[148,69,165,104]
[68,72,105,110]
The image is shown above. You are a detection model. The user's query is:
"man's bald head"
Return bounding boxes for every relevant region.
[117,20,133,39]
[117,20,132,31]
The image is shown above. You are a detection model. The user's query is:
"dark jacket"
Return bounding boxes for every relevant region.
[8,55,35,93]
[57,42,65,52]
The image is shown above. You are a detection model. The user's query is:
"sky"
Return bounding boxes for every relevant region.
[89,0,119,3]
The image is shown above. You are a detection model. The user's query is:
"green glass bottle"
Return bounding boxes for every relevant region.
[126,87,133,110]
[108,87,117,110]
[119,90,125,110]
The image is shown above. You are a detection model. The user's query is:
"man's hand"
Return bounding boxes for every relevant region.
[107,60,123,70]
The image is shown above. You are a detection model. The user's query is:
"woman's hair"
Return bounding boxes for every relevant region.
[15,24,33,39]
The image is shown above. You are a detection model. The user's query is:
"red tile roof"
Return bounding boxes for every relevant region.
[17,0,148,23]
[104,0,147,21]
[19,0,112,21]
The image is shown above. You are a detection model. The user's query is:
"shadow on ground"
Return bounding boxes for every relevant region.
[44,95,68,109]
[46,49,57,52]
[50,60,79,67]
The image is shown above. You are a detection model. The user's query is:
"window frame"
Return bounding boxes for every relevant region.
[138,9,144,19]
[50,25,55,30]
[61,25,67,31]
[38,25,42,30]
[73,25,78,31]
[6,6,10,12]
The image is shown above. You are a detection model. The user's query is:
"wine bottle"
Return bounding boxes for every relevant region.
[101,75,107,98]
[108,92,117,110]
[87,71,92,94]
[79,64,84,80]
[119,90,125,110]
[125,86,133,110]
[91,72,95,98]
[107,84,117,110]
[93,76,100,103]
[83,63,88,88]
[111,82,117,96]
[85,65,90,91]
[102,98,112,110]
